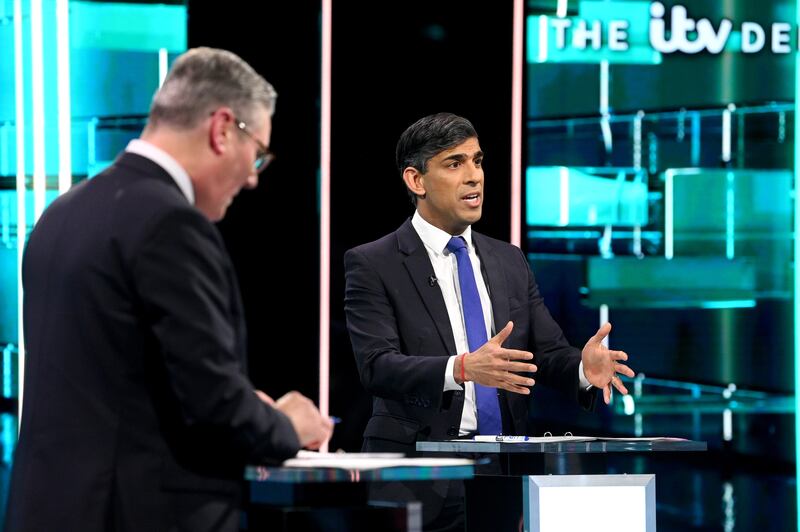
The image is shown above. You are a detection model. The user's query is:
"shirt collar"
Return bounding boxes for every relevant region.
[125,139,195,205]
[411,210,473,256]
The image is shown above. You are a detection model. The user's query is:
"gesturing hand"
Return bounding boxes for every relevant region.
[254,389,275,406]
[457,321,537,395]
[581,322,635,404]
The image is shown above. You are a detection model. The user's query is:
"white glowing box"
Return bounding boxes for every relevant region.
[523,474,655,532]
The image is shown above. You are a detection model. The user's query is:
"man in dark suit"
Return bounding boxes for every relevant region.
[5,47,333,532]
[344,112,634,530]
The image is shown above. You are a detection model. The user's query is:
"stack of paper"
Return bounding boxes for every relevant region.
[469,435,687,443]
[283,451,473,470]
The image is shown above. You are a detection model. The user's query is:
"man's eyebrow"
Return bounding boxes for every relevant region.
[441,153,468,162]
[441,150,483,162]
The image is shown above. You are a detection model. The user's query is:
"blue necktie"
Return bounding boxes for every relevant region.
[446,236,503,435]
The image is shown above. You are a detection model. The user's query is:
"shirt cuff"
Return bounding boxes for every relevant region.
[578,360,592,390]
[444,355,463,391]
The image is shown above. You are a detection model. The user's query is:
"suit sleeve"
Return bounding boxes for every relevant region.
[518,247,597,410]
[344,247,450,408]
[132,209,301,462]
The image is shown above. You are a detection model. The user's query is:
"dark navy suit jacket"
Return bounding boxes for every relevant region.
[6,153,300,532]
[344,218,596,521]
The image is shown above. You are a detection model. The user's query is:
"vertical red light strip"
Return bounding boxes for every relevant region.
[319,0,332,451]
[511,0,524,247]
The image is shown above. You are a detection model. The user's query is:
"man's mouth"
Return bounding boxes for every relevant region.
[461,193,481,207]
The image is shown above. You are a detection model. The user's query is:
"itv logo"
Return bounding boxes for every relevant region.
[649,2,791,54]
[540,2,798,56]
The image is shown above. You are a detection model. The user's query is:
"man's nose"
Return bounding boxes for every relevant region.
[465,163,483,183]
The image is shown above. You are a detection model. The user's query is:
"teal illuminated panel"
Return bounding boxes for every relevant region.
[2,413,17,464]
[70,2,187,52]
[526,166,647,227]
[0,2,187,178]
[585,256,757,309]
[668,169,792,236]
[527,1,661,64]
[794,5,800,517]
[666,168,792,296]
[0,245,16,344]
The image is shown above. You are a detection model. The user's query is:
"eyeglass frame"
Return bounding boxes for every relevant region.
[233,117,275,172]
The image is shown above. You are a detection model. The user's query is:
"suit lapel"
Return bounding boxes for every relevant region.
[397,220,457,356]
[473,232,510,336]
[474,232,530,434]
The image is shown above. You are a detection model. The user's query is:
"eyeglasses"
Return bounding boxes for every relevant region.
[234,118,275,172]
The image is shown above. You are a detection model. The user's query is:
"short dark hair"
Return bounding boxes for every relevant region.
[395,113,478,206]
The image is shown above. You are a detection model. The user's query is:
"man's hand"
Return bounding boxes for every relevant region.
[455,321,537,394]
[254,389,275,406]
[581,322,635,404]
[268,391,334,450]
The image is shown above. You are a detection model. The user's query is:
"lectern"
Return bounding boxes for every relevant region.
[417,438,706,531]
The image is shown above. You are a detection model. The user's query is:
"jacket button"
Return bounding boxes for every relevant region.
[447,426,458,437]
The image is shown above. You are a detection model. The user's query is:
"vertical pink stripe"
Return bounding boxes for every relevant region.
[319,0,332,452]
[511,0,524,247]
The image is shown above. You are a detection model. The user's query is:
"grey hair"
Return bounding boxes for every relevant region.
[148,47,277,129]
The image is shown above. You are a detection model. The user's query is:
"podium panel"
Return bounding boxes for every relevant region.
[524,474,655,532]
[418,439,703,530]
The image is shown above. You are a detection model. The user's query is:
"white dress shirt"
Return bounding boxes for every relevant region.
[411,211,591,436]
[126,139,195,205]
[411,211,491,434]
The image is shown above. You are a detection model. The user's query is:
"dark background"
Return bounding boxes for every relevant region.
[188,0,514,452]
[0,3,795,530]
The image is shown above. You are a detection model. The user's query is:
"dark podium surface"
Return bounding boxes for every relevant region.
[417,438,707,477]
[245,458,474,532]
[417,438,707,454]
[245,461,474,484]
